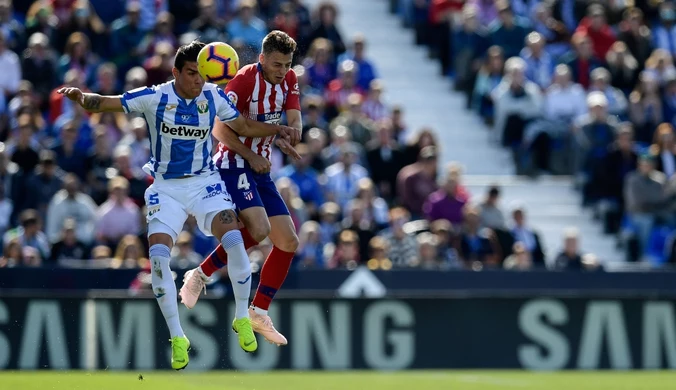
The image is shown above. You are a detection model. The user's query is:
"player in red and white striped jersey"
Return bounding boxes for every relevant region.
[180,31,302,346]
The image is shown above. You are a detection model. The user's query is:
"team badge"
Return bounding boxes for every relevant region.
[226,91,238,105]
[243,191,253,201]
[197,101,209,114]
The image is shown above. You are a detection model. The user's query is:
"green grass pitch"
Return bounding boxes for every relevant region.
[2,371,676,390]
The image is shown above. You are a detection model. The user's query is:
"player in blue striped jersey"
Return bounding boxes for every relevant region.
[58,40,301,369]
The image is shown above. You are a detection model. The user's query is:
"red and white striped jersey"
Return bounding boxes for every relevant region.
[214,63,300,169]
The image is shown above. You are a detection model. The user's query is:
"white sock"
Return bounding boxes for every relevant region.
[221,230,251,319]
[252,306,268,316]
[150,244,184,338]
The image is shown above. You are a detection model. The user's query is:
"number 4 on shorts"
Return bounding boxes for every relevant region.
[237,173,250,190]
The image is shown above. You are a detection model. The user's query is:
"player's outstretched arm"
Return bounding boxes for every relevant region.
[57,87,124,113]
[227,115,300,144]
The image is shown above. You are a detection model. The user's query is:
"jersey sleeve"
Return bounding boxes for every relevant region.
[215,87,240,123]
[224,71,253,113]
[284,70,301,111]
[120,86,156,114]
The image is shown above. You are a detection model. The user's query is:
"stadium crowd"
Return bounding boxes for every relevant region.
[0,0,625,275]
[396,0,676,266]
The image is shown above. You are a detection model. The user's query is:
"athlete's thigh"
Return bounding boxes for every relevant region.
[189,173,237,236]
[267,214,298,250]
[144,182,188,240]
[254,172,290,217]
[219,167,264,212]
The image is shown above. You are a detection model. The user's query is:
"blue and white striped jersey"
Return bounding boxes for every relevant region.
[120,81,239,180]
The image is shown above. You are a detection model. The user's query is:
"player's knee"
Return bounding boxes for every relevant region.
[278,232,299,253]
[248,221,271,244]
[210,209,239,238]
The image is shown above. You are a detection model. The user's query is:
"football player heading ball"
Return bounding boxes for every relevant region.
[180,31,303,347]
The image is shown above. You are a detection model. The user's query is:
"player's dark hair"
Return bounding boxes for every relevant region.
[174,40,206,71]
[262,30,297,56]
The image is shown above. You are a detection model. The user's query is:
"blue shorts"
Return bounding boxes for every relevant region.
[219,168,290,217]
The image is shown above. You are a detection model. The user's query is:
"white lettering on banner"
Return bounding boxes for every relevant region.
[643,302,676,368]
[337,267,386,298]
[0,301,10,368]
[518,299,569,370]
[363,301,415,369]
[18,301,70,369]
[577,301,632,369]
[229,302,281,371]
[291,302,350,369]
[179,304,218,371]
[96,301,155,369]
[79,299,96,369]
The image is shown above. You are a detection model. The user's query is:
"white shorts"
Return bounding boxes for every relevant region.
[144,172,235,239]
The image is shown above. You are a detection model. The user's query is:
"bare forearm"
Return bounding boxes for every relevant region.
[222,125,259,161]
[240,117,280,137]
[81,93,123,113]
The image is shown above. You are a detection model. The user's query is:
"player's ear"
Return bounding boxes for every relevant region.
[259,53,265,64]
[171,67,180,80]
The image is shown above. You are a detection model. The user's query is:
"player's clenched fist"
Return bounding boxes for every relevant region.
[57,87,85,105]
[277,125,301,146]
[248,154,272,174]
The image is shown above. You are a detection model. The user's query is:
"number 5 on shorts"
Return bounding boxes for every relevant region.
[237,173,250,191]
[148,193,159,205]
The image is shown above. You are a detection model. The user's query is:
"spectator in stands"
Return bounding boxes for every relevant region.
[600,123,638,221]
[0,238,21,267]
[139,11,177,57]
[277,177,307,231]
[49,217,88,263]
[21,246,42,267]
[423,173,466,225]
[509,205,545,266]
[355,178,389,229]
[3,209,50,261]
[503,242,533,270]
[361,80,388,122]
[110,2,146,79]
[553,227,584,270]
[57,32,97,86]
[21,32,56,109]
[118,117,149,174]
[297,220,324,269]
[0,0,24,51]
[0,181,11,238]
[663,75,676,128]
[653,2,676,59]
[308,1,345,57]
[520,32,553,90]
[378,207,418,268]
[562,32,604,89]
[51,119,88,180]
[651,123,676,177]
[624,154,667,255]
[111,234,148,269]
[46,173,97,245]
[123,66,148,91]
[429,219,463,268]
[339,33,377,91]
[453,5,486,108]
[417,232,444,270]
[227,0,267,56]
[403,127,437,167]
[492,57,542,151]
[59,1,105,57]
[589,67,628,117]
[304,38,336,92]
[92,63,119,96]
[305,127,328,172]
[629,71,663,144]
[321,124,365,168]
[366,235,391,270]
[190,0,226,44]
[325,60,364,120]
[478,185,506,229]
[318,201,340,247]
[390,105,410,145]
[272,2,299,40]
[341,199,375,262]
[18,150,61,221]
[530,2,569,59]
[397,145,439,218]
[472,45,504,124]
[143,41,174,86]
[85,127,114,204]
[489,1,530,60]
[366,119,404,201]
[301,98,328,136]
[170,232,201,270]
[277,143,324,216]
[327,229,359,270]
[605,41,640,95]
[324,143,368,211]
[459,205,499,268]
[9,114,39,173]
[111,145,148,206]
[95,176,141,249]
[0,31,21,98]
[575,4,616,60]
[617,7,652,68]
[329,92,374,146]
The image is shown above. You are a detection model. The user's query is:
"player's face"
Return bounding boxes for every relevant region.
[173,61,205,99]
[260,51,293,85]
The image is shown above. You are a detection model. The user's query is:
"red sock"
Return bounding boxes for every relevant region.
[252,246,295,310]
[200,227,259,277]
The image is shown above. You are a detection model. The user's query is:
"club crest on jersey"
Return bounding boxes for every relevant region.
[197,100,209,114]
[226,91,238,105]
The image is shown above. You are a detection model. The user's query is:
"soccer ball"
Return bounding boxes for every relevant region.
[197,42,240,85]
